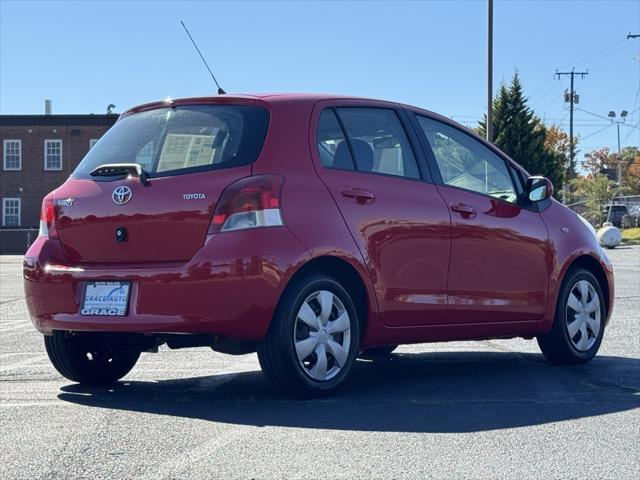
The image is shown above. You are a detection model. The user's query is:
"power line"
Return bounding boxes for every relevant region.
[579,124,612,141]
[575,108,611,121]
[595,50,639,70]
[622,121,640,142]
[527,76,555,102]
[555,111,570,126]
[585,82,638,106]
[557,39,626,70]
[556,123,615,127]
[540,91,564,112]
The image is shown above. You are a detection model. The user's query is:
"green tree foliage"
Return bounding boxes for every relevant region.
[570,174,616,226]
[478,73,565,198]
[583,146,640,195]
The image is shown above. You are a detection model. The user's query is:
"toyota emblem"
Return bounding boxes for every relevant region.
[112,186,133,205]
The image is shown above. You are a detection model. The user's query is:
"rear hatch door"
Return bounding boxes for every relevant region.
[54,103,269,263]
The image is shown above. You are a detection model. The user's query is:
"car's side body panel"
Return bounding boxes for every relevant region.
[435,184,550,323]
[307,99,452,328]
[252,98,383,340]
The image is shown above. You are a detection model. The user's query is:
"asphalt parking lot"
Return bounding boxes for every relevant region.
[1,247,639,479]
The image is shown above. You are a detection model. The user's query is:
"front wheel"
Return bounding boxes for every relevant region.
[258,274,360,397]
[44,331,140,385]
[537,269,606,364]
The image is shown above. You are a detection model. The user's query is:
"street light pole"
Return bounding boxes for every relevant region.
[616,121,622,195]
[608,110,628,197]
[486,0,493,143]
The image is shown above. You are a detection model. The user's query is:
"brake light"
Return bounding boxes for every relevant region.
[38,192,58,238]
[208,175,284,235]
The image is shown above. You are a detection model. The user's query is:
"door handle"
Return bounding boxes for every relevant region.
[450,203,476,218]
[341,188,375,204]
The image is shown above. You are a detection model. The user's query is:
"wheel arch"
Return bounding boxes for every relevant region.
[563,254,610,315]
[280,255,376,336]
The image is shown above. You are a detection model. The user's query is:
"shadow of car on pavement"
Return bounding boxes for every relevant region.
[57,351,640,433]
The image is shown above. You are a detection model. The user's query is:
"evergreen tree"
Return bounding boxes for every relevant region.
[478,73,564,198]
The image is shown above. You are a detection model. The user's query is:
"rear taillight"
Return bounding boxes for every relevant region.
[208,175,284,235]
[38,192,58,238]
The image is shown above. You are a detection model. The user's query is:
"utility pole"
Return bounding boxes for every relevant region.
[486,0,494,143]
[555,68,588,171]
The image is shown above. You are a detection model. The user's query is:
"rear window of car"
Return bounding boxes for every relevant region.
[73,105,269,179]
[317,107,420,180]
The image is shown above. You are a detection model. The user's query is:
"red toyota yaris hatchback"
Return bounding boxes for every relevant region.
[24,94,614,397]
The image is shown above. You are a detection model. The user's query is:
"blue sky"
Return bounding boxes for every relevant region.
[1,0,639,162]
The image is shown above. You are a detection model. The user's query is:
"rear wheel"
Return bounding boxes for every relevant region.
[44,331,140,385]
[537,269,605,364]
[258,274,360,397]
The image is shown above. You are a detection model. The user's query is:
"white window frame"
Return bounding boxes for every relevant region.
[89,138,99,149]
[44,139,63,171]
[2,198,21,227]
[3,139,22,171]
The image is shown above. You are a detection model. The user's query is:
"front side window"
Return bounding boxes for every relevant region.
[2,198,21,226]
[317,107,420,180]
[3,140,21,170]
[416,115,517,203]
[44,140,63,171]
[73,105,269,179]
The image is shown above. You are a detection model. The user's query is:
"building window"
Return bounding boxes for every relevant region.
[3,140,22,170]
[89,138,99,149]
[2,198,21,227]
[44,139,63,170]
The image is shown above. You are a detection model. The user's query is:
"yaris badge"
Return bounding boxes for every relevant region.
[112,186,132,205]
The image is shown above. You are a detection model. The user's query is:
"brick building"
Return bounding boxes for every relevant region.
[0,112,118,252]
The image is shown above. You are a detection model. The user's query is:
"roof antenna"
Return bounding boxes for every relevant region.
[180,20,226,95]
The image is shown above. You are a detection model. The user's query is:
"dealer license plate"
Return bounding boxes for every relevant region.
[81,281,131,316]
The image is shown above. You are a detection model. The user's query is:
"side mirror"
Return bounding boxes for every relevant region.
[526,176,553,202]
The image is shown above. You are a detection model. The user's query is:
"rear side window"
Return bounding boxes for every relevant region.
[73,105,269,179]
[317,107,420,180]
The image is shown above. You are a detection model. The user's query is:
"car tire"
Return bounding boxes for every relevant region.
[258,273,360,397]
[537,268,606,364]
[44,331,140,385]
[359,345,398,359]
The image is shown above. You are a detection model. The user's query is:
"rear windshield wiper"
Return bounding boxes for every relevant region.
[90,163,151,186]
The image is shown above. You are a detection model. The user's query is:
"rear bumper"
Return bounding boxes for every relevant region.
[23,228,309,340]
